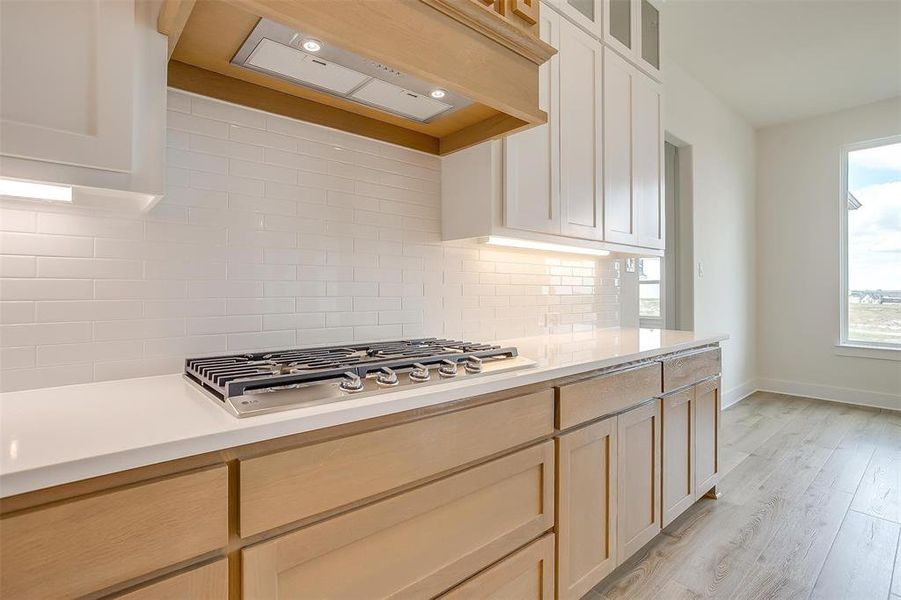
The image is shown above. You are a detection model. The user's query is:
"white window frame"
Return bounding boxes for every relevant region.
[837,134,901,360]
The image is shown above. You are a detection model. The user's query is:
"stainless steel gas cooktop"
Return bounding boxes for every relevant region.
[185,338,535,417]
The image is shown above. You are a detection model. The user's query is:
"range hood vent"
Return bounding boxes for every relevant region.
[232,19,466,123]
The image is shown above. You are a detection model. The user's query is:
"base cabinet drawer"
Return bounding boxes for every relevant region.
[241,442,555,599]
[440,534,555,600]
[240,390,554,537]
[616,400,662,562]
[661,388,695,527]
[0,466,228,599]
[114,559,228,600]
[661,347,721,392]
[694,377,721,498]
[556,417,618,600]
[556,363,660,429]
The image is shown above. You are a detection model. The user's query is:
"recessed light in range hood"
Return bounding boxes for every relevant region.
[232,19,468,123]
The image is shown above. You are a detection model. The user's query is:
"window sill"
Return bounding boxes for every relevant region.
[834,344,901,362]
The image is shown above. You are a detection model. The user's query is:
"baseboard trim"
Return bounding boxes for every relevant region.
[756,378,901,412]
[722,379,758,409]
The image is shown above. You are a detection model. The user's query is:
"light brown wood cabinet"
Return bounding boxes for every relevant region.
[662,346,721,393]
[242,442,555,599]
[114,559,228,600]
[240,390,553,536]
[661,388,695,527]
[556,417,618,600]
[441,534,556,600]
[616,399,662,561]
[556,362,660,429]
[694,377,721,498]
[0,466,228,599]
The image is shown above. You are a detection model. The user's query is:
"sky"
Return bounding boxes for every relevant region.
[847,141,901,291]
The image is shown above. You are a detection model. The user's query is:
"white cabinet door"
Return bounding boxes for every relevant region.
[602,48,637,246]
[0,0,134,172]
[634,74,664,249]
[504,6,560,235]
[558,18,603,240]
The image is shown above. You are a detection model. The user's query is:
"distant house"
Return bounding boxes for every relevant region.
[848,192,861,210]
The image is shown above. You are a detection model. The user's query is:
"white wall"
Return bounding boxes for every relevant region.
[756,97,901,410]
[0,91,620,392]
[663,64,758,405]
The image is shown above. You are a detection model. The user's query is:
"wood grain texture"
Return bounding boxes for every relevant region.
[440,534,555,599]
[662,388,694,527]
[616,399,662,562]
[156,0,196,59]
[589,393,901,600]
[556,417,618,600]
[556,362,661,430]
[694,378,720,498]
[810,510,899,600]
[661,347,720,393]
[114,559,228,600]
[167,61,440,155]
[0,466,228,599]
[239,389,553,537]
[242,441,554,599]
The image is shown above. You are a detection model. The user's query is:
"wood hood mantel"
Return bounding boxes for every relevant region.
[158,0,556,155]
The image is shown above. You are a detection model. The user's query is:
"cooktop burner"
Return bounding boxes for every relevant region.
[185,338,535,417]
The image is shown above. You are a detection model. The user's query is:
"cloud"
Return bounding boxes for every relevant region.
[849,141,901,174]
[848,180,901,289]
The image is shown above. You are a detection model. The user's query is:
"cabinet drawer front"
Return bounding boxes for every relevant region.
[0,466,228,599]
[440,534,555,600]
[662,347,721,392]
[240,390,554,536]
[242,442,555,600]
[115,559,228,600]
[557,363,660,429]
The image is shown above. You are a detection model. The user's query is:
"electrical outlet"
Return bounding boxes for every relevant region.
[698,262,704,278]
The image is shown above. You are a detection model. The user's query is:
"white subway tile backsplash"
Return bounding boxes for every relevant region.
[0,255,35,278]
[0,90,619,390]
[0,232,93,257]
[1,346,35,370]
[0,301,34,324]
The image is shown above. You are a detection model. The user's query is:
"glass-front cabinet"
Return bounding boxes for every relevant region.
[602,0,661,80]
[549,0,604,39]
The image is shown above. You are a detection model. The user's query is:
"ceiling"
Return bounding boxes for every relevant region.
[661,0,901,128]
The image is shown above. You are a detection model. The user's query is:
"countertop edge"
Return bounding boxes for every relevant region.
[0,333,728,498]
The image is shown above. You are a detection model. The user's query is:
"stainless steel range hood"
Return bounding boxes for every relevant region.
[231,18,472,123]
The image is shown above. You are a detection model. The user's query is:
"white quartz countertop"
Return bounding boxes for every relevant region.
[0,328,727,497]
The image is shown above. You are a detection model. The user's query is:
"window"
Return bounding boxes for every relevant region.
[639,256,662,328]
[840,137,901,351]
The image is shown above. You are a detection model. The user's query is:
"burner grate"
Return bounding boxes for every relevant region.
[185,338,518,401]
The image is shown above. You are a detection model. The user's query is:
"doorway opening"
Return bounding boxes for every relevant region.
[638,139,694,330]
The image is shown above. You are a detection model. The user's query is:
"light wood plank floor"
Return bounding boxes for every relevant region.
[587,391,901,600]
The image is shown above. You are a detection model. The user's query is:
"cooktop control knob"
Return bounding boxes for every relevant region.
[339,371,364,393]
[438,359,458,378]
[410,363,431,383]
[376,367,399,387]
[464,356,483,373]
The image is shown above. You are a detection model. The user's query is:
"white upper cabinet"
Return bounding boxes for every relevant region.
[441,0,663,256]
[602,47,635,245]
[505,7,561,235]
[548,0,605,40]
[603,47,663,249]
[0,0,167,208]
[634,73,664,249]
[603,0,660,80]
[558,18,603,240]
